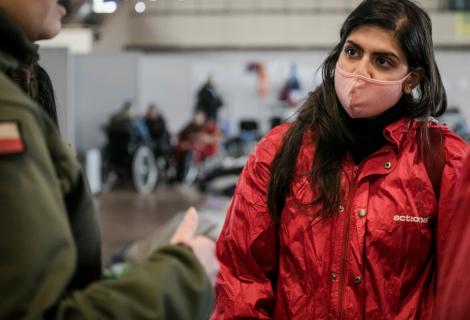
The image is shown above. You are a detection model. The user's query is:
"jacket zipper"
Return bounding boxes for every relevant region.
[336,149,390,319]
[338,166,357,320]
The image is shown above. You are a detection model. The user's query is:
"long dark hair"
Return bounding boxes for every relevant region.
[268,0,446,222]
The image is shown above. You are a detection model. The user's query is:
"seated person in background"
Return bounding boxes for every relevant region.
[144,103,172,164]
[174,111,221,182]
[106,101,154,173]
[109,101,153,145]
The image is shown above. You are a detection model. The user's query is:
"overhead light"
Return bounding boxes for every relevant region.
[77,2,92,17]
[135,1,146,13]
[92,0,117,14]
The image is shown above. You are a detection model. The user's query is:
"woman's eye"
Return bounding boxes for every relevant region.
[345,47,357,57]
[376,56,391,67]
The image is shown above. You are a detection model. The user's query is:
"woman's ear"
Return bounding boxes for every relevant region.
[403,67,424,94]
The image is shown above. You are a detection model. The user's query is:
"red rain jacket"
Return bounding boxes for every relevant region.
[212,119,469,320]
[433,152,470,320]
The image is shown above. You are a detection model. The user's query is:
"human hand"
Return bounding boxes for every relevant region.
[170,207,219,285]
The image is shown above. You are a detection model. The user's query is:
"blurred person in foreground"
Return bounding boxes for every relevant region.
[0,0,217,318]
[432,152,470,320]
[212,0,469,319]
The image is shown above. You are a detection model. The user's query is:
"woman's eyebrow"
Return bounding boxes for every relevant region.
[346,40,399,59]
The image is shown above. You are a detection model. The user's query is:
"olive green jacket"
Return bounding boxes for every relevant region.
[0,9,213,319]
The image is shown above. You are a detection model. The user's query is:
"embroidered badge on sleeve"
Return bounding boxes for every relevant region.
[0,121,25,155]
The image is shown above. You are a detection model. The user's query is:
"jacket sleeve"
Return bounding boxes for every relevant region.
[54,245,215,320]
[0,101,77,319]
[434,129,469,291]
[211,129,284,319]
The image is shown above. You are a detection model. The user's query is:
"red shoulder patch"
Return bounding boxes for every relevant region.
[0,121,25,155]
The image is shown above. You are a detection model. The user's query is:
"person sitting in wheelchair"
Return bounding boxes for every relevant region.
[174,111,221,183]
[105,101,157,192]
[144,103,172,171]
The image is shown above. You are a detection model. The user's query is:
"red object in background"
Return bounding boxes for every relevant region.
[247,62,270,97]
[174,121,221,164]
[192,122,220,162]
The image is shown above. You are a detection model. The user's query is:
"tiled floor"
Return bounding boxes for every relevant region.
[96,184,207,266]
[96,184,230,266]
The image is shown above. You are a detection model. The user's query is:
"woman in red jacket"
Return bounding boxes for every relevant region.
[212,0,469,319]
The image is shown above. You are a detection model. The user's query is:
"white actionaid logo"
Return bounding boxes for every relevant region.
[393,215,430,224]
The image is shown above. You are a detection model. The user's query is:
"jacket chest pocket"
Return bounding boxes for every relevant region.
[364,178,435,267]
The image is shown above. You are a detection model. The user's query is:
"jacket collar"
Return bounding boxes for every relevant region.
[383,117,413,149]
[0,8,39,72]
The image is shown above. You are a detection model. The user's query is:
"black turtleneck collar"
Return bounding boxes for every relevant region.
[340,102,407,165]
[0,8,39,71]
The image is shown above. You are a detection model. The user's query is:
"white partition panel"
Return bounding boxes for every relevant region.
[39,47,75,145]
[74,52,140,151]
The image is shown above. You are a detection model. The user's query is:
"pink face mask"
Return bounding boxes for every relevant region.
[334,64,409,119]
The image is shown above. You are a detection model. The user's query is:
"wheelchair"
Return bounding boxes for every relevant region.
[224,119,262,158]
[195,120,260,196]
[102,126,158,194]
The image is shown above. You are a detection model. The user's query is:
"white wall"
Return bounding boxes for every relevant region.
[74,52,140,151]
[436,50,470,121]
[138,54,193,133]
[39,47,75,145]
